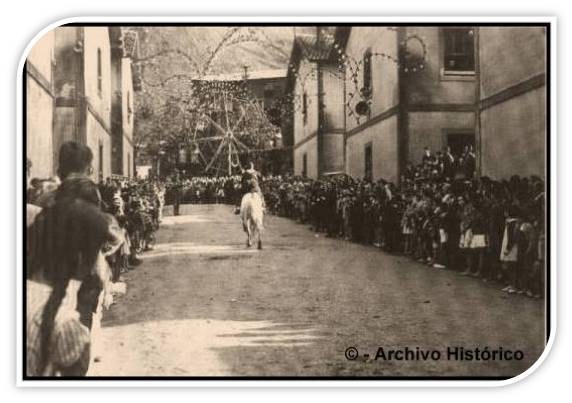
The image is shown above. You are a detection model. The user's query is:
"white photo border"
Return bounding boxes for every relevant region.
[16,15,557,387]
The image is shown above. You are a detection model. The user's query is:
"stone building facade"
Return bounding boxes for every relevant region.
[288,31,345,179]
[110,27,137,178]
[26,29,55,180]
[339,26,401,183]
[288,25,547,182]
[478,26,547,179]
[337,26,477,183]
[26,26,137,182]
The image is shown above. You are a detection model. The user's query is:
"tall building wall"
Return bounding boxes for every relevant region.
[407,111,475,164]
[319,64,345,174]
[83,27,113,182]
[321,64,345,131]
[288,26,546,183]
[480,85,546,179]
[83,27,112,122]
[404,26,476,106]
[26,26,121,188]
[479,27,546,98]
[26,30,55,179]
[402,26,477,166]
[26,77,54,179]
[52,106,76,164]
[293,137,318,179]
[293,60,319,145]
[320,132,344,174]
[86,113,112,181]
[121,58,135,177]
[293,59,319,177]
[342,26,400,181]
[53,26,81,167]
[343,26,399,132]
[346,116,398,182]
[478,27,547,179]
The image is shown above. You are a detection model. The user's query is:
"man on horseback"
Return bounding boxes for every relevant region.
[237,161,265,249]
[235,161,265,214]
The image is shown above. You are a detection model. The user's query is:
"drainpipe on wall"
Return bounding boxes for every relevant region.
[74,27,87,145]
[474,27,482,176]
[396,27,409,185]
[317,60,324,177]
[343,59,347,175]
[50,39,57,178]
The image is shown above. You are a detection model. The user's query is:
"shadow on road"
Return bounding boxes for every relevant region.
[91,204,546,377]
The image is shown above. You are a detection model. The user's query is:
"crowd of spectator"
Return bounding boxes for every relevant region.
[98,177,165,281]
[164,175,241,206]
[26,142,164,376]
[172,146,545,299]
[24,141,546,376]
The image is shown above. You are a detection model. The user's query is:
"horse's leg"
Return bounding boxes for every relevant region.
[257,219,263,250]
[246,220,252,248]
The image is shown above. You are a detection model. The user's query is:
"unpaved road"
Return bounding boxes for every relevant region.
[88,204,546,378]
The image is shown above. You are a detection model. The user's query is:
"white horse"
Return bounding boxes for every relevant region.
[240,191,264,249]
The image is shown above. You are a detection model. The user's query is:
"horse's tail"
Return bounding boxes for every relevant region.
[240,193,263,229]
[251,193,264,233]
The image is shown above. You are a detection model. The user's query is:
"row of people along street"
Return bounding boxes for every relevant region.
[164,146,545,299]
[26,142,164,376]
[25,141,545,376]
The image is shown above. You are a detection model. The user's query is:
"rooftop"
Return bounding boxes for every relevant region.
[199,68,288,82]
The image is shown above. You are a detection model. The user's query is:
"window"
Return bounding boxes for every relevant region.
[364,142,373,181]
[97,48,103,97]
[302,92,308,125]
[98,143,104,182]
[127,91,132,124]
[127,153,131,177]
[443,28,475,73]
[302,153,308,177]
[264,82,275,99]
[362,49,373,97]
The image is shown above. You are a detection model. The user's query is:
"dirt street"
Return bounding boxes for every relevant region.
[88,204,546,378]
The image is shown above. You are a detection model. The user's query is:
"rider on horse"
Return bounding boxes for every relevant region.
[236,161,265,213]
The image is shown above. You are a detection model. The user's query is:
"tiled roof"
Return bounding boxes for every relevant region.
[285,34,337,91]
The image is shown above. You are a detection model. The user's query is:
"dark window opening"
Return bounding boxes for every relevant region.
[302,92,308,125]
[264,82,275,99]
[362,49,373,97]
[443,28,475,72]
[302,153,308,177]
[364,142,373,181]
[127,91,132,123]
[98,143,104,182]
[97,48,103,97]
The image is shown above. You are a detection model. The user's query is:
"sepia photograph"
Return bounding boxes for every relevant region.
[22,21,550,381]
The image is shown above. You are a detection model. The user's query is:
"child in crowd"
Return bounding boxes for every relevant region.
[500,206,522,294]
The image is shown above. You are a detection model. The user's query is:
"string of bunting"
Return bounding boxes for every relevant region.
[134,27,428,170]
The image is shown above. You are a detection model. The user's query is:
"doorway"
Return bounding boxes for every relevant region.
[446,132,474,159]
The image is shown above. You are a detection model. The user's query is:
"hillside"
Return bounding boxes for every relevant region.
[135,26,295,85]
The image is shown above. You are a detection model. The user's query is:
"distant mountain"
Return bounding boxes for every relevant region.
[135,26,295,84]
[131,26,298,160]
